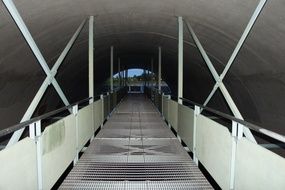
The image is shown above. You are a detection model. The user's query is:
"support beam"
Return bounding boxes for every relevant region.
[4,0,86,147]
[178,16,183,104]
[89,16,94,104]
[147,67,150,86]
[198,0,268,107]
[110,46,114,92]
[184,0,268,144]
[3,0,51,77]
[126,67,129,85]
[146,66,148,87]
[123,67,125,86]
[158,47,162,91]
[148,68,150,87]
[185,21,256,143]
[219,0,267,81]
[144,68,146,86]
[118,58,121,87]
[151,58,154,86]
[123,67,126,86]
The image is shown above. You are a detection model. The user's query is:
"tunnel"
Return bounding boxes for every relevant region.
[0,0,285,189]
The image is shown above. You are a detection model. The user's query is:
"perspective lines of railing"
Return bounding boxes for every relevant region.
[0,87,128,190]
[146,87,285,190]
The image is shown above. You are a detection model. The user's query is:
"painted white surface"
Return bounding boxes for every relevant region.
[0,138,37,190]
[78,104,94,150]
[196,114,232,189]
[168,99,178,131]
[177,104,194,151]
[41,114,76,189]
[162,96,169,121]
[94,99,103,131]
[235,138,285,190]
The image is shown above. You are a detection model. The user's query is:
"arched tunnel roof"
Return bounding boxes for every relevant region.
[0,0,285,135]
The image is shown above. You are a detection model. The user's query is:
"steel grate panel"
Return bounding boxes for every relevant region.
[60,95,212,189]
[60,182,212,190]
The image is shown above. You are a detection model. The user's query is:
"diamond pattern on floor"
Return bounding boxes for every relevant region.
[60,94,213,189]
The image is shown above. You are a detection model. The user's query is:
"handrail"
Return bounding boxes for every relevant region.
[180,97,285,143]
[146,87,285,143]
[0,97,92,138]
[100,86,126,95]
[0,87,128,138]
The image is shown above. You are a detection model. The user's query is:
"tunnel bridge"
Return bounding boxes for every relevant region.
[1,0,285,189]
[0,87,285,189]
[60,94,212,189]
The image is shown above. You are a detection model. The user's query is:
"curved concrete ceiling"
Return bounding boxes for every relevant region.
[1,0,285,136]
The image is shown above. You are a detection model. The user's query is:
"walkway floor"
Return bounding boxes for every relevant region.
[60,94,212,189]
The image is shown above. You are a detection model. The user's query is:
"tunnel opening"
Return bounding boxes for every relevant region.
[1,0,285,189]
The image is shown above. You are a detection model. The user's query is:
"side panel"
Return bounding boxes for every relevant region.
[104,96,109,119]
[42,114,76,189]
[78,104,94,149]
[94,99,103,131]
[177,104,194,151]
[235,138,285,190]
[196,114,232,189]
[162,96,169,120]
[0,138,37,190]
[168,99,178,131]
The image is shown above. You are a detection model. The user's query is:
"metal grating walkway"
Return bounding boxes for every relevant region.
[60,94,213,189]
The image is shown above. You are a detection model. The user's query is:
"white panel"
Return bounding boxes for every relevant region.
[104,96,109,119]
[78,104,94,149]
[0,138,37,190]
[235,138,285,190]
[162,96,169,120]
[94,99,103,131]
[168,99,178,131]
[113,91,117,107]
[41,114,76,189]
[177,104,194,151]
[196,115,232,189]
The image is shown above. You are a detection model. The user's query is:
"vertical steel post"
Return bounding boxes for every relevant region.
[89,16,94,104]
[144,68,146,87]
[230,122,243,190]
[73,105,79,165]
[123,68,125,86]
[147,67,150,86]
[193,105,200,165]
[118,58,121,87]
[35,121,43,190]
[124,66,127,86]
[230,121,238,190]
[178,17,183,104]
[126,68,129,85]
[122,68,125,86]
[110,46,114,92]
[100,94,104,127]
[151,58,154,87]
[29,121,43,189]
[158,47,162,91]
[168,95,171,128]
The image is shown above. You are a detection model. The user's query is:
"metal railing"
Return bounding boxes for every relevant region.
[0,87,128,190]
[146,86,285,144]
[0,97,92,138]
[179,97,285,143]
[0,87,128,141]
[146,86,285,189]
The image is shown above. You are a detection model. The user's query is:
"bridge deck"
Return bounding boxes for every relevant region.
[60,94,212,189]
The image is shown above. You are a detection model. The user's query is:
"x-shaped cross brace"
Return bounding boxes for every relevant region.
[3,0,86,147]
[185,0,267,143]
